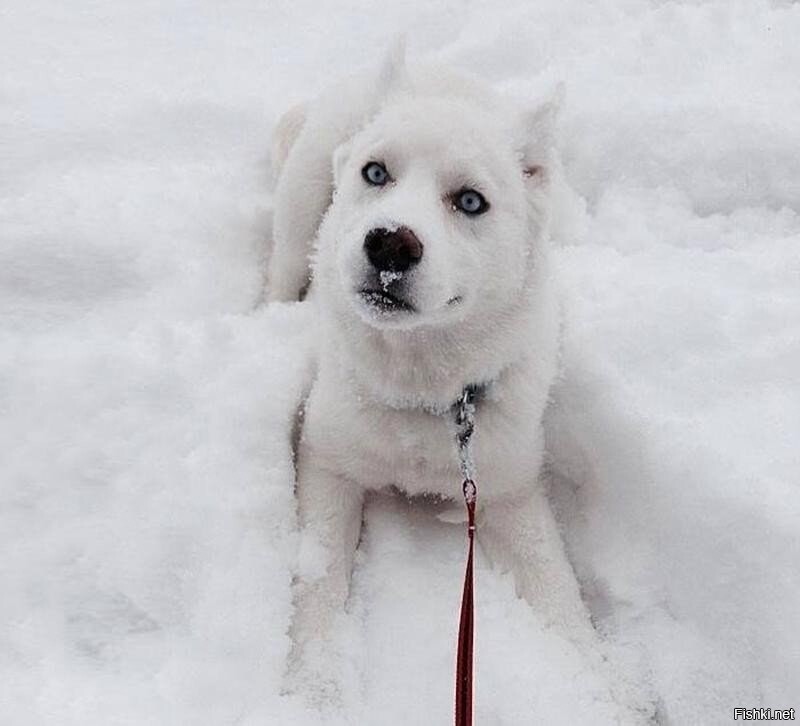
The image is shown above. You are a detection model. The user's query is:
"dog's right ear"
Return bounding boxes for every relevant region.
[332,138,354,188]
[333,38,407,188]
[374,36,409,102]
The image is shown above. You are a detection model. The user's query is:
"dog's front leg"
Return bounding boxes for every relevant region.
[285,456,363,705]
[479,488,596,648]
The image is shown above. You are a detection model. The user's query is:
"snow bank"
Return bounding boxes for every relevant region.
[1,302,314,723]
[548,195,800,719]
[2,0,798,723]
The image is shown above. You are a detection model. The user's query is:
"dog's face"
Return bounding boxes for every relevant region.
[315,94,554,331]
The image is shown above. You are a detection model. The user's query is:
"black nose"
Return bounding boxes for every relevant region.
[364,227,424,273]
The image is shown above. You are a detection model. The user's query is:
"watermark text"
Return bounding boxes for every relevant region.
[734,708,795,721]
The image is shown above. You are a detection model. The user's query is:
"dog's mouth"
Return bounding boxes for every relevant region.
[358,288,415,314]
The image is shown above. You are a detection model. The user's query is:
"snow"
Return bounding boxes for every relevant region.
[2,0,798,723]
[378,269,403,290]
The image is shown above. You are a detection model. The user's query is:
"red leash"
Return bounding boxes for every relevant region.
[455,477,476,726]
[454,387,478,726]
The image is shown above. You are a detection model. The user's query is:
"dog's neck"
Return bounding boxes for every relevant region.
[345,313,527,412]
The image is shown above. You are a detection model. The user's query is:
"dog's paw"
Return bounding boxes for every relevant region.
[282,646,345,712]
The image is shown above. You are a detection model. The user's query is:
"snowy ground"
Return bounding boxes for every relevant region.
[2,1,799,723]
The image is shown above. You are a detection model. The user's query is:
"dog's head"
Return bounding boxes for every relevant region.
[314,55,559,333]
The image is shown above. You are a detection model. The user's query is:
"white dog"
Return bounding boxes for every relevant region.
[270,47,596,703]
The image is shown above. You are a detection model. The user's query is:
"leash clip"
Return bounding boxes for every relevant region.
[462,478,477,506]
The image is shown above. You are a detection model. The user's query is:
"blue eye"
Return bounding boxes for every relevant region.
[454,189,489,215]
[362,161,390,186]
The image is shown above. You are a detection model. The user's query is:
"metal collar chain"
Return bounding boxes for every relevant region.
[454,384,479,497]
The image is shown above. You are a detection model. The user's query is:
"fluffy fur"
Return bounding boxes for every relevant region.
[270,48,595,704]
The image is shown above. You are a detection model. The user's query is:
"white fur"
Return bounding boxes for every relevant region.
[273,51,596,706]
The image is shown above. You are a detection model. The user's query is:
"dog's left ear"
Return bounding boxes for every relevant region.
[516,84,564,183]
